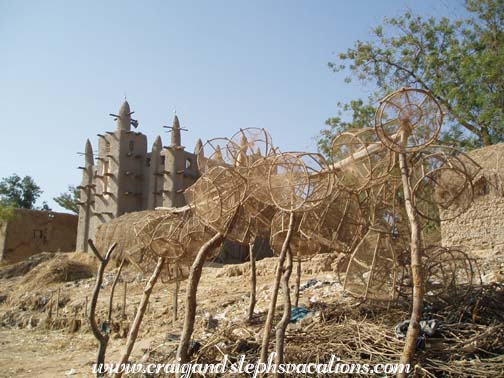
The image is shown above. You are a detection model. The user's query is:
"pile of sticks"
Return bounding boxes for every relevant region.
[187,284,504,378]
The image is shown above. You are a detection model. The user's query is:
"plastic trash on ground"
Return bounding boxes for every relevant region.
[290,306,311,323]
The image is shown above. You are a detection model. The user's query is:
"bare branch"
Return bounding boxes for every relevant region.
[88,239,104,263]
[115,257,165,378]
[104,242,118,261]
[176,232,225,364]
[108,258,125,323]
[88,242,118,377]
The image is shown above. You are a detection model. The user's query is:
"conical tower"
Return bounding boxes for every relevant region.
[76,139,95,251]
[235,133,248,167]
[148,135,163,209]
[171,114,181,147]
[194,138,203,156]
[162,113,186,208]
[194,138,204,171]
[85,139,95,166]
[117,101,132,132]
[214,145,224,164]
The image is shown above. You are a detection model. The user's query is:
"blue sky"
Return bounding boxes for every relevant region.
[0,0,467,212]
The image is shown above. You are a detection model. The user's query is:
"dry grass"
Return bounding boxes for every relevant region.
[17,254,95,292]
[175,283,504,378]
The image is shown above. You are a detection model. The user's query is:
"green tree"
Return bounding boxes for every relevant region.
[53,185,80,214]
[319,0,504,152]
[0,174,42,209]
[0,200,15,222]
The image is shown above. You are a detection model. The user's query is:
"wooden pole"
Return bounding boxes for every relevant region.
[176,232,225,364]
[397,150,424,377]
[248,241,257,322]
[71,306,79,333]
[48,292,53,319]
[108,258,125,323]
[114,257,164,378]
[391,123,424,377]
[275,246,293,375]
[260,212,295,363]
[173,264,180,324]
[122,281,127,319]
[294,257,301,308]
[56,288,61,319]
[88,240,117,377]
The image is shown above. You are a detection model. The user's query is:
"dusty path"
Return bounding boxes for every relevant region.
[0,255,339,378]
[0,328,95,378]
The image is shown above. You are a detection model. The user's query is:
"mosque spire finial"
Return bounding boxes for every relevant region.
[171,112,181,146]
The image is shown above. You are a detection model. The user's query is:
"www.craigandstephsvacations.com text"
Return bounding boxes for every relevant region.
[93,353,411,377]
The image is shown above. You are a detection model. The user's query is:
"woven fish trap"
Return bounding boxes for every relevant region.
[223,195,276,245]
[375,88,443,153]
[267,152,334,213]
[178,214,221,264]
[420,145,481,180]
[127,247,190,284]
[95,210,156,261]
[196,137,241,174]
[411,148,476,222]
[133,211,186,261]
[228,127,275,169]
[298,189,365,253]
[359,180,413,259]
[397,245,479,303]
[270,211,321,261]
[366,180,408,229]
[185,165,247,233]
[224,205,257,245]
[423,246,478,302]
[247,155,278,206]
[339,227,399,302]
[330,128,395,191]
[242,196,276,238]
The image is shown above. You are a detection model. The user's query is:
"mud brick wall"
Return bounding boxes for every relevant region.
[440,143,504,258]
[441,196,504,255]
[0,209,77,264]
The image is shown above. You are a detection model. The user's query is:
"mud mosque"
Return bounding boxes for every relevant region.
[76,101,202,252]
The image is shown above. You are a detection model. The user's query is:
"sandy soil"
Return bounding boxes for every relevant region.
[0,254,341,378]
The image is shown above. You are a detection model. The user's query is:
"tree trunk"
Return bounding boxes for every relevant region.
[115,257,164,378]
[122,281,127,319]
[173,266,180,324]
[294,257,301,308]
[95,342,107,377]
[260,212,295,363]
[176,232,225,364]
[481,126,491,146]
[397,152,424,378]
[87,241,117,378]
[248,241,257,322]
[108,258,125,323]
[275,246,293,376]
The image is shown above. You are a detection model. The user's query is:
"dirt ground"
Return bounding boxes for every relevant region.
[0,253,343,378]
[1,251,502,378]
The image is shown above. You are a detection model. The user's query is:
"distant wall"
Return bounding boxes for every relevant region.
[440,143,504,257]
[441,196,504,255]
[0,209,78,264]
